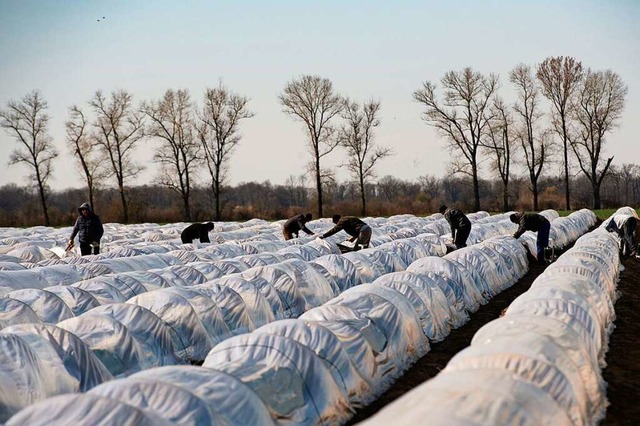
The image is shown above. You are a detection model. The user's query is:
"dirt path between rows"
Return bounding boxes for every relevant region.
[347,253,640,425]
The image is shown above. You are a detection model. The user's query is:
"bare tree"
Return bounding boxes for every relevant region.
[279,75,344,217]
[198,83,253,220]
[144,89,200,221]
[90,90,145,223]
[65,105,108,211]
[484,97,515,211]
[536,56,584,210]
[570,69,627,209]
[0,90,58,225]
[511,64,547,210]
[338,99,392,216]
[413,67,498,211]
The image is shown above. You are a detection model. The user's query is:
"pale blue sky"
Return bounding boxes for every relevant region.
[1,0,639,190]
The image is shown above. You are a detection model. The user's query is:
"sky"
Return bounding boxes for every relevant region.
[0,0,639,191]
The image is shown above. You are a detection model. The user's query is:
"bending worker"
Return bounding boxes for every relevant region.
[510,211,551,263]
[283,213,313,240]
[604,214,637,257]
[181,222,214,244]
[439,204,472,249]
[68,202,104,256]
[319,215,371,250]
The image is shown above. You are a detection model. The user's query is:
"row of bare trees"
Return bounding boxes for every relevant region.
[3,167,640,227]
[413,57,627,212]
[1,86,254,225]
[0,56,628,226]
[1,79,391,225]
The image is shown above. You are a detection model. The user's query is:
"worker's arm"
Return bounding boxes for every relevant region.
[69,218,80,243]
[321,223,343,239]
[513,219,526,239]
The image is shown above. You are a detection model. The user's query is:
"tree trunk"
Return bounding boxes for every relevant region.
[214,166,222,221]
[315,156,323,218]
[88,184,95,214]
[359,175,366,217]
[37,180,50,226]
[502,181,509,212]
[562,118,571,210]
[532,180,539,211]
[593,183,602,209]
[472,165,480,212]
[119,184,128,223]
[183,196,191,221]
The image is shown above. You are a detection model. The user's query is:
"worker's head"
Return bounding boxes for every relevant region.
[332,214,341,224]
[78,202,91,216]
[509,213,521,223]
[305,213,312,222]
[439,204,447,214]
[205,222,214,230]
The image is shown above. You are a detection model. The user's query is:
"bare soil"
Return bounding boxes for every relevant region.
[347,251,640,425]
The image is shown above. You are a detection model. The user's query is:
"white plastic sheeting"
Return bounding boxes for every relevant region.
[5,393,174,426]
[5,288,74,324]
[358,369,574,426]
[361,215,616,426]
[0,332,78,422]
[0,323,113,392]
[372,272,452,341]
[204,332,353,425]
[1,210,599,424]
[253,319,373,407]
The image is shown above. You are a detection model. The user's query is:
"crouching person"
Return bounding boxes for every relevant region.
[605,214,637,257]
[510,211,551,264]
[319,215,371,250]
[181,222,215,244]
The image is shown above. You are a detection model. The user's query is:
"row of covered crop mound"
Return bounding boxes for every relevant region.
[3,210,598,425]
[360,211,623,426]
[0,213,502,422]
[0,210,593,335]
[1,209,556,375]
[0,213,462,266]
[1,212,523,334]
[0,239,433,421]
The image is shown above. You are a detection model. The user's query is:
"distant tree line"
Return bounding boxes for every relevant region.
[1,165,639,227]
[0,56,628,226]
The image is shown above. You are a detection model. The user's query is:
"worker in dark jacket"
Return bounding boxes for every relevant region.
[605,214,638,257]
[510,212,551,263]
[439,205,472,249]
[283,213,313,240]
[181,222,214,244]
[68,202,104,256]
[319,215,372,250]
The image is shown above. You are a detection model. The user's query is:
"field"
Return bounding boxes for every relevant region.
[348,249,640,425]
[0,209,635,424]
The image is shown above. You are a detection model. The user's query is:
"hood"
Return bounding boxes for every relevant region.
[78,202,93,213]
